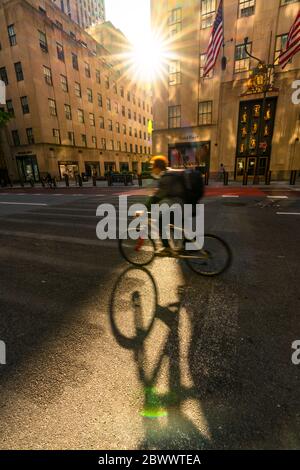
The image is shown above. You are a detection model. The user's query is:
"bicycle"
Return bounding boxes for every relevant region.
[119,212,232,276]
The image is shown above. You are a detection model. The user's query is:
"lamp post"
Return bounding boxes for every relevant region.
[243,37,274,184]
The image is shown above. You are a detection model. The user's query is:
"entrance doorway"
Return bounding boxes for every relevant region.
[58,161,79,180]
[85,162,100,177]
[104,162,116,174]
[168,141,211,173]
[17,155,40,182]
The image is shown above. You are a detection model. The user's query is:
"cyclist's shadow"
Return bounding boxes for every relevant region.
[109,266,211,450]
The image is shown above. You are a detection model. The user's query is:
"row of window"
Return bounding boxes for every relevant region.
[168,0,299,34]
[168,102,213,129]
[167,33,295,85]
[11,128,151,154]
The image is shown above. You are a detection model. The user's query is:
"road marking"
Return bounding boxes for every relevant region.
[277,212,300,216]
[267,195,288,199]
[222,195,240,198]
[0,202,48,206]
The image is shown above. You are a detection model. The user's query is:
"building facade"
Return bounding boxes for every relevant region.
[0,0,152,183]
[151,0,300,181]
[52,0,105,29]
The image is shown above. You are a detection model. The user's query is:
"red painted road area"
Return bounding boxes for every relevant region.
[0,186,299,197]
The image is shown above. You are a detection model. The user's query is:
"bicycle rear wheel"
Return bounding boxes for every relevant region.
[119,228,155,266]
[185,234,232,276]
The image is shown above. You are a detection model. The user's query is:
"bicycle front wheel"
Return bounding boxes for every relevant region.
[185,234,232,276]
[119,228,155,266]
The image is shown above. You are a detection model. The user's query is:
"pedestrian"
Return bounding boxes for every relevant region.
[219,163,225,181]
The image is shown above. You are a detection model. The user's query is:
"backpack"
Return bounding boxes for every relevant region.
[159,169,204,205]
[182,169,205,204]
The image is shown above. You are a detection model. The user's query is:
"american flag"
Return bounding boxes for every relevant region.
[203,0,224,77]
[279,9,300,69]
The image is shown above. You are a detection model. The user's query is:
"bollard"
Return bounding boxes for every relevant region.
[243,173,248,186]
[138,174,142,187]
[78,174,83,187]
[92,176,97,187]
[204,172,209,186]
[265,171,272,185]
[290,170,297,186]
[223,171,229,186]
[52,177,57,189]
[64,175,69,187]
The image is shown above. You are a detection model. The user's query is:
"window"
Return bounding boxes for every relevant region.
[64,104,72,120]
[53,129,61,144]
[124,142,128,152]
[12,130,20,145]
[108,119,113,131]
[138,114,141,123]
[134,112,137,121]
[280,0,299,4]
[0,67,8,85]
[114,102,119,113]
[61,75,68,92]
[139,130,142,139]
[116,141,121,151]
[129,126,132,136]
[200,53,213,78]
[72,53,79,70]
[130,143,133,153]
[78,109,84,123]
[135,144,138,153]
[275,34,288,65]
[134,128,137,137]
[120,86,124,97]
[89,113,95,126]
[20,96,29,114]
[39,30,48,52]
[109,140,114,150]
[198,101,212,125]
[235,43,251,72]
[101,138,106,150]
[168,7,182,35]
[43,66,52,85]
[140,145,143,154]
[75,82,81,97]
[96,69,101,84]
[6,100,14,117]
[239,0,255,17]
[8,24,16,46]
[26,128,34,144]
[133,94,136,104]
[168,105,181,128]
[127,91,131,101]
[104,75,109,89]
[122,106,125,117]
[122,124,126,135]
[116,122,120,133]
[56,20,63,30]
[201,0,216,29]
[98,93,103,107]
[128,109,131,119]
[92,136,97,148]
[99,116,104,129]
[14,62,24,81]
[112,81,117,94]
[138,98,141,107]
[48,98,57,116]
[84,62,91,78]
[143,117,146,125]
[56,43,65,61]
[68,131,75,145]
[169,60,181,85]
[81,134,87,147]
[106,98,111,111]
[87,88,93,103]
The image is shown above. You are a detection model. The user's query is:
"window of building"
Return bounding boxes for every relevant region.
[68,131,75,145]
[120,86,124,97]
[122,106,125,117]
[98,93,103,107]
[48,98,57,117]
[124,142,128,152]
[78,108,84,123]
[116,122,120,133]
[43,66,52,86]
[89,113,95,126]
[106,98,111,111]
[128,109,131,119]
[75,82,81,97]
[26,128,34,144]
[138,98,141,107]
[139,130,142,139]
[168,7,182,35]
[65,104,72,120]
[198,101,212,125]
[61,75,68,92]
[144,131,146,140]
[104,75,109,89]
[114,102,119,114]
[134,112,137,121]
[134,128,137,137]
[0,67,8,85]
[235,43,251,72]
[127,91,131,101]
[143,101,145,110]
[201,0,216,29]
[169,60,181,85]
[123,124,126,135]
[72,53,79,70]
[116,141,121,151]
[81,134,87,147]
[84,62,91,78]
[53,129,61,144]
[274,34,288,65]
[56,42,65,61]
[108,119,113,131]
[280,0,299,5]
[12,130,20,145]
[6,99,14,117]
[87,88,93,103]
[239,0,255,17]
[129,126,132,136]
[101,138,106,150]
[138,114,141,123]
[199,53,213,78]
[20,96,29,114]
[92,136,97,148]
[130,143,133,153]
[96,69,101,84]
[39,30,48,52]
[99,116,104,128]
[112,81,117,94]
[8,24,16,46]
[56,20,63,30]
[135,144,138,153]
[108,139,114,150]
[168,105,181,128]
[143,117,146,125]
[14,62,24,81]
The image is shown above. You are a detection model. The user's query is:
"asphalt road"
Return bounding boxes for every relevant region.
[0,189,299,450]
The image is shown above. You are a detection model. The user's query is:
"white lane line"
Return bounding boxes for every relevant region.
[0,202,48,206]
[267,196,288,199]
[277,212,300,216]
[222,195,240,198]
